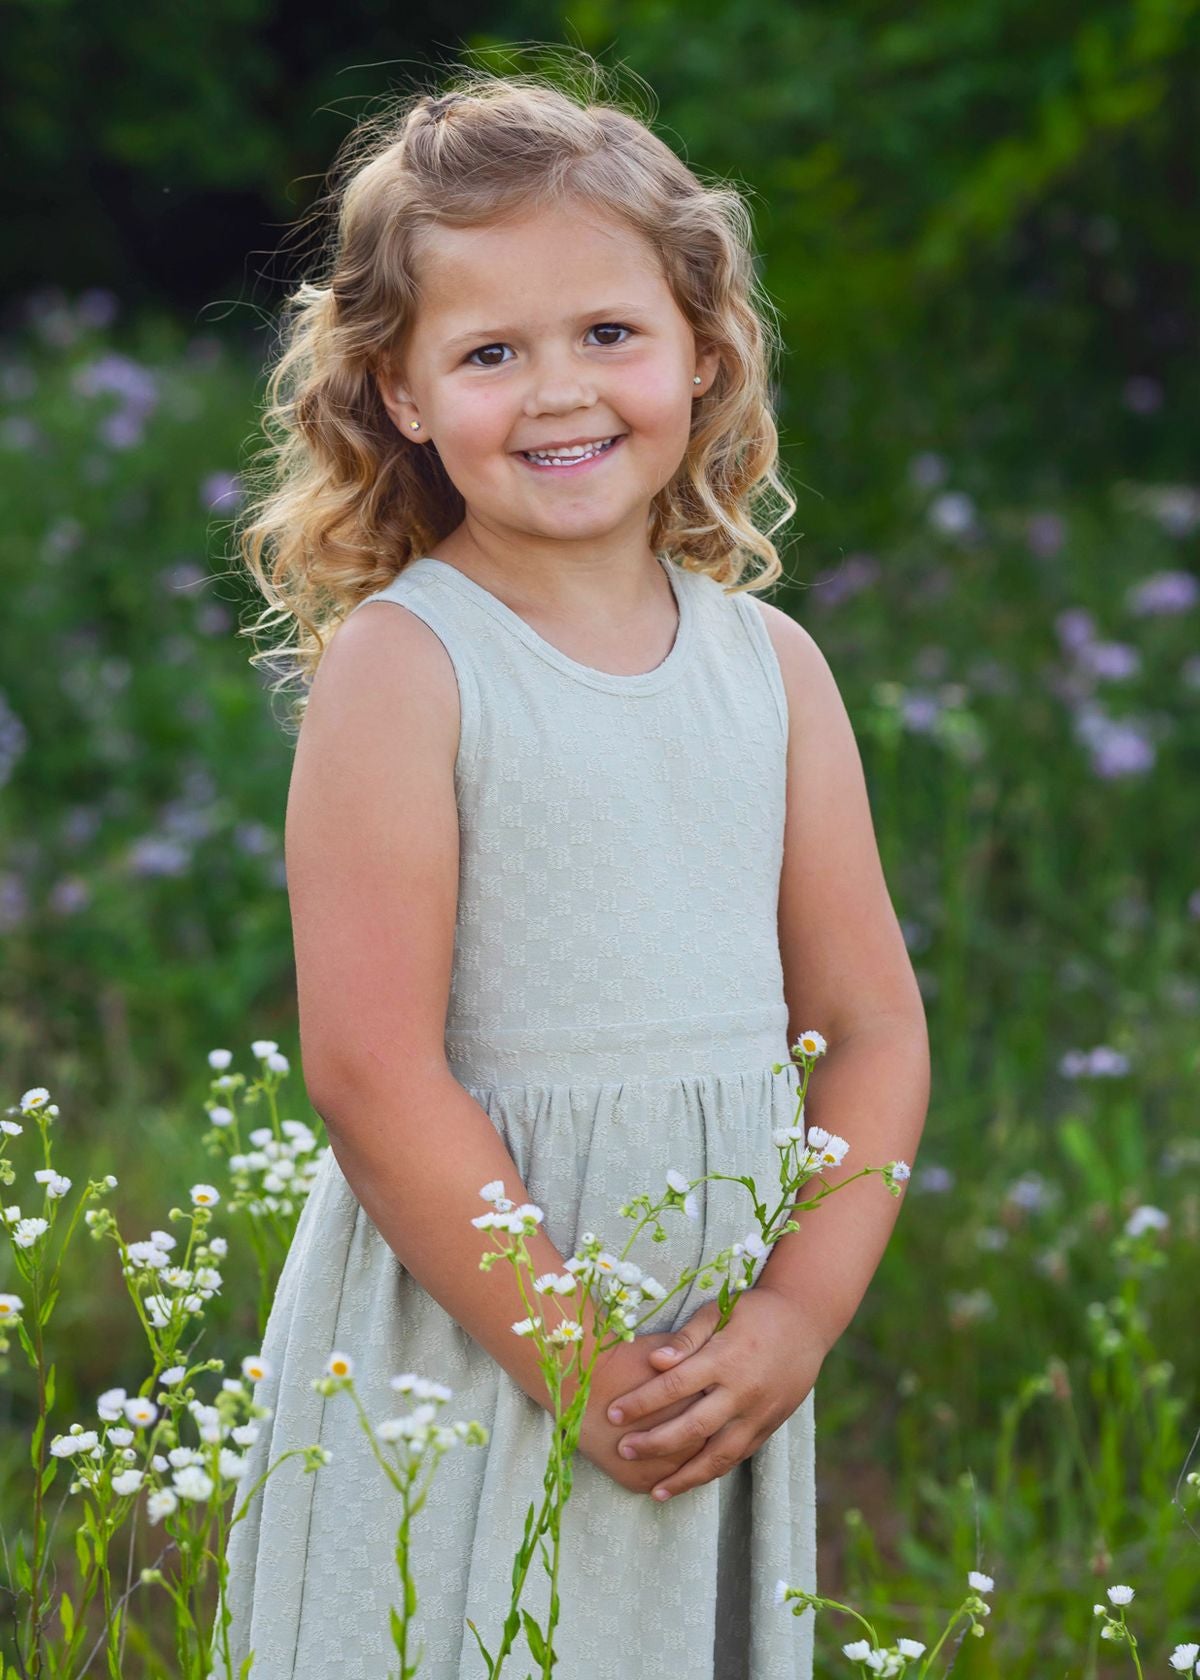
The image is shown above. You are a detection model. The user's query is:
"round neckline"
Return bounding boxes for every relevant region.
[406,552,695,694]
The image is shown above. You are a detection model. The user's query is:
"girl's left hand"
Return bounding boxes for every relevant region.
[606,1286,827,1501]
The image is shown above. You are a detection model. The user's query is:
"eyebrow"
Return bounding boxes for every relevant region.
[439,304,653,354]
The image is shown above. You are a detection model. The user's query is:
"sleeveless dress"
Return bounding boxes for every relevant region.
[214,552,817,1680]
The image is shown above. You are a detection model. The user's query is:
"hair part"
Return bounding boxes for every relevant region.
[229,55,797,732]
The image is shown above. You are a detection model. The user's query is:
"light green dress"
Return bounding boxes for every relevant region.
[215,553,817,1679]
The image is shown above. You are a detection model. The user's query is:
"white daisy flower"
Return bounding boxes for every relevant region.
[0,1293,24,1320]
[968,1571,994,1593]
[1124,1205,1168,1237]
[807,1128,851,1167]
[897,1638,926,1657]
[147,1488,177,1524]
[792,1030,827,1058]
[20,1087,52,1111]
[1168,1644,1199,1672]
[207,1049,233,1069]
[173,1465,214,1501]
[842,1639,871,1660]
[249,1040,278,1059]
[189,1184,220,1208]
[325,1351,353,1379]
[1106,1584,1135,1605]
[111,1469,144,1496]
[13,1217,50,1248]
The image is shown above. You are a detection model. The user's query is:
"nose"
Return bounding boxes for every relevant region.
[522,348,597,418]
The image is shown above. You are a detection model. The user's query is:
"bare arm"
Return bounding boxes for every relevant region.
[286,599,601,1414]
[750,601,930,1351]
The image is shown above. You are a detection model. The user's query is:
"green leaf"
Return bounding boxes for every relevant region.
[1057,1115,1113,1202]
[59,1590,75,1641]
[521,1611,546,1666]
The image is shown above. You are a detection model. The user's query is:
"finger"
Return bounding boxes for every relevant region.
[619,1390,726,1463]
[648,1302,723,1370]
[647,1423,749,1501]
[606,1353,711,1427]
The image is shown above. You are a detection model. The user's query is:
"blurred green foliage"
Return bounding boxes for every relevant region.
[1,7,1198,1671]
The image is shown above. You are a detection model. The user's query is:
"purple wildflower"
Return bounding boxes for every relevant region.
[908,451,948,490]
[1126,570,1197,617]
[928,491,976,536]
[201,470,241,512]
[813,552,880,609]
[1054,607,1096,653]
[126,837,191,878]
[1078,641,1141,682]
[1122,375,1163,415]
[1027,512,1066,558]
[75,289,120,331]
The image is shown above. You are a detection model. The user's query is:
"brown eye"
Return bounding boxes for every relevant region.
[465,343,512,367]
[589,324,632,346]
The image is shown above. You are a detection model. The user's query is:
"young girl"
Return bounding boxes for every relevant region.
[217,64,928,1680]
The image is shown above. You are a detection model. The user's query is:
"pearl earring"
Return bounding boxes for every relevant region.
[693,375,702,385]
[409,420,421,430]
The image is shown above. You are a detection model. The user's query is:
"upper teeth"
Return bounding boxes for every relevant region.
[524,437,616,463]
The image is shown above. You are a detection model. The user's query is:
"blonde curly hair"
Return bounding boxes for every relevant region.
[230,55,796,728]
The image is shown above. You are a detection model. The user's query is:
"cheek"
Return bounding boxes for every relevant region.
[619,367,692,442]
[437,390,512,470]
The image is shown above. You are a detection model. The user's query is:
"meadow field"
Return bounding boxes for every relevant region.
[2,10,1198,1672]
[1,282,1195,1675]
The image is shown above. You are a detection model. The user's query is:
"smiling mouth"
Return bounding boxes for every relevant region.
[518,435,625,468]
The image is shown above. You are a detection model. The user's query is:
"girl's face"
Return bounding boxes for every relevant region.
[380,199,720,559]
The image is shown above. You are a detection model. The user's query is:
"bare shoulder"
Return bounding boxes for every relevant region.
[306,596,462,746]
[747,594,848,735]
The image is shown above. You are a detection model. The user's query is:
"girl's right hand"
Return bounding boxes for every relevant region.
[576,1332,714,1496]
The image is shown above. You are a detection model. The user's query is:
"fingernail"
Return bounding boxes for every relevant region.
[608,1407,623,1423]
[652,1487,670,1500]
[620,1443,636,1458]
[660,1349,678,1360]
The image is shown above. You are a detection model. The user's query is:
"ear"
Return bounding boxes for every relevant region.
[374,363,424,441]
[692,340,722,398]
